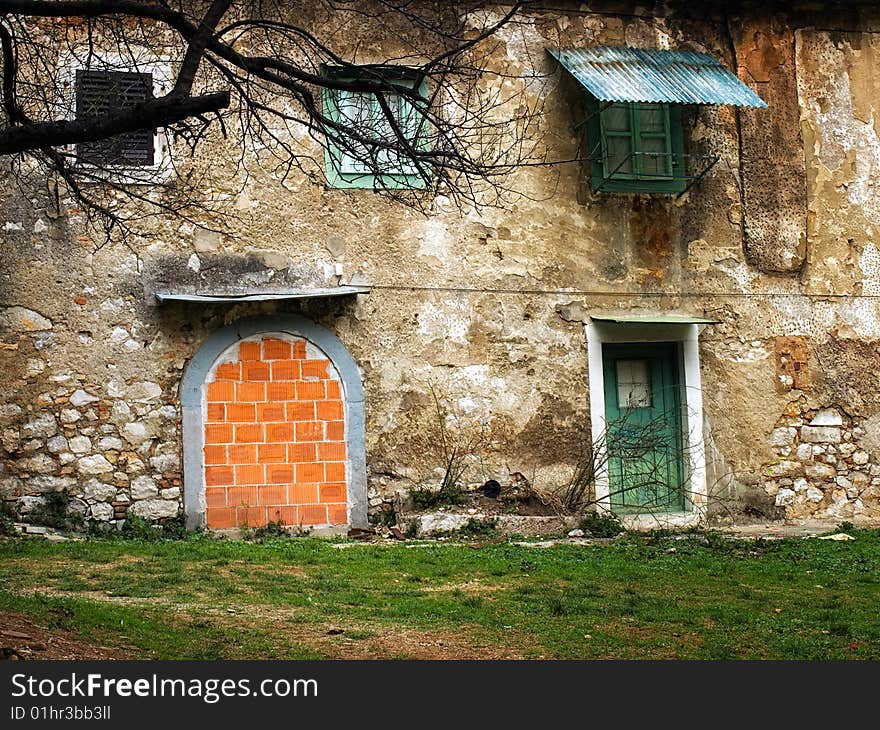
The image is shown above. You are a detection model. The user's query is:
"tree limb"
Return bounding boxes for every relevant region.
[0,90,230,155]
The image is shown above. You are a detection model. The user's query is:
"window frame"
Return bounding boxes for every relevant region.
[58,49,173,179]
[74,68,156,168]
[321,66,429,190]
[586,97,686,194]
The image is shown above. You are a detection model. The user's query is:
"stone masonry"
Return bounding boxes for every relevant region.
[764,403,880,520]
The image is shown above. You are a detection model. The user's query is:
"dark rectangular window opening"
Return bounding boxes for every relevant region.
[75,69,155,167]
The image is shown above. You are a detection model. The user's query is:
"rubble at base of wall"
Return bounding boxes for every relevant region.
[762,402,880,520]
[404,512,580,538]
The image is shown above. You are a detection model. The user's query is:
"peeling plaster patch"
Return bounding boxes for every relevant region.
[418,299,470,345]
[837,298,880,340]
[798,32,880,226]
[859,242,880,295]
[417,219,450,263]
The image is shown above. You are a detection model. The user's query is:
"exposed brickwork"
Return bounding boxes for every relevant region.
[203,336,347,529]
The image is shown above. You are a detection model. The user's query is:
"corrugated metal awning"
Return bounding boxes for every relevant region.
[591,313,718,324]
[549,47,767,108]
[154,286,369,304]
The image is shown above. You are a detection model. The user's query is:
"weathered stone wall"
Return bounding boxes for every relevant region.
[1,1,880,529]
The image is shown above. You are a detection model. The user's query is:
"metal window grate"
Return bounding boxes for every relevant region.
[75,70,154,166]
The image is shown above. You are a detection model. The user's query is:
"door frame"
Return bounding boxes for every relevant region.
[180,314,368,531]
[585,320,708,528]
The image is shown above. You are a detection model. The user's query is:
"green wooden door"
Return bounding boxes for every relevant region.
[602,342,685,512]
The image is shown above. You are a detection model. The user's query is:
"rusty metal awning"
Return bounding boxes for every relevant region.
[154,286,369,304]
[591,313,717,324]
[549,47,767,108]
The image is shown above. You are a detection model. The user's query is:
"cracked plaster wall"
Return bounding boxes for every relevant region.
[1,2,880,527]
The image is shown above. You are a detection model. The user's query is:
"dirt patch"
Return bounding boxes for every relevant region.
[421,578,505,595]
[327,626,527,659]
[0,611,133,660]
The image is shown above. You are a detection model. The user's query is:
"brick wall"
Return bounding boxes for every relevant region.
[202,336,347,529]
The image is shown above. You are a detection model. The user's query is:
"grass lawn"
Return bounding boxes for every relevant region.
[0,528,878,659]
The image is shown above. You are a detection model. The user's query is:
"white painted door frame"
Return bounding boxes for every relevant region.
[585,321,708,529]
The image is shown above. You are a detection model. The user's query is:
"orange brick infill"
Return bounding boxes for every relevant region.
[317,442,346,461]
[208,507,236,529]
[320,483,347,502]
[204,445,226,465]
[262,337,292,360]
[327,504,348,524]
[206,488,228,509]
[237,506,268,528]
[206,465,234,487]
[287,401,315,421]
[207,381,235,402]
[297,381,325,400]
[226,403,256,422]
[215,362,240,380]
[204,334,350,531]
[301,360,329,380]
[299,504,328,525]
[236,381,265,401]
[228,485,258,506]
[266,464,294,484]
[271,361,300,380]
[258,484,287,506]
[288,443,316,462]
[266,423,295,442]
[238,341,261,361]
[257,402,286,421]
[266,382,296,401]
[295,421,323,441]
[290,483,319,503]
[325,463,346,482]
[325,421,345,441]
[316,400,344,421]
[229,444,257,464]
[258,443,287,463]
[242,362,270,381]
[235,423,264,443]
[235,464,265,485]
[297,462,324,482]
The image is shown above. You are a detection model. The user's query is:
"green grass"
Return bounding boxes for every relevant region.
[0,529,878,659]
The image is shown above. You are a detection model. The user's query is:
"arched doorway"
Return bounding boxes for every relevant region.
[181,316,366,531]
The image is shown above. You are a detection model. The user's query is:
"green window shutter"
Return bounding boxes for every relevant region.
[322,69,428,189]
[587,98,685,194]
[599,103,635,178]
[635,104,673,179]
[335,90,375,174]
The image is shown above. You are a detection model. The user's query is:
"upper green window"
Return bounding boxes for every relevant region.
[322,67,428,189]
[586,99,685,194]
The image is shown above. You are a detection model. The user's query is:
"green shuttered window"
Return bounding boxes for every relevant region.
[587,99,685,194]
[322,68,427,189]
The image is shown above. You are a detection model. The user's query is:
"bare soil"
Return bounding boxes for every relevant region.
[0,611,133,660]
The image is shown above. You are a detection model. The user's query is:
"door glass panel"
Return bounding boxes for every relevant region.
[616,359,652,408]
